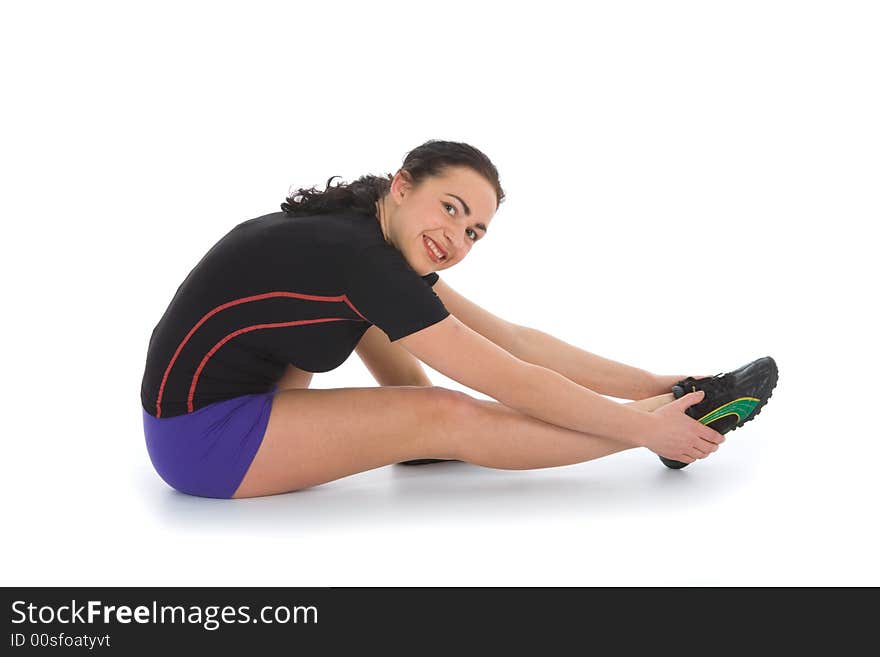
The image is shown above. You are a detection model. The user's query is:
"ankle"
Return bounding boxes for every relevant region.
[625,392,674,412]
[649,374,685,395]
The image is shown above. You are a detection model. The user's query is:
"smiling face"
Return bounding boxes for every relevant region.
[375,166,498,276]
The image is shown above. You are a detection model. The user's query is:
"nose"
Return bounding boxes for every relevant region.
[444,228,466,253]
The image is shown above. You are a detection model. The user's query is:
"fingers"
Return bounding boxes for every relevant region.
[685,437,723,461]
[695,439,720,456]
[683,414,725,444]
[701,427,725,445]
[683,447,710,461]
[679,412,724,443]
[678,390,705,409]
[667,438,721,463]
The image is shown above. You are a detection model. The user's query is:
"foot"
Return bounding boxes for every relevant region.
[658,356,779,469]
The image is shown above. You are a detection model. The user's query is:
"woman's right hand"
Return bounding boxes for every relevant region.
[642,391,726,464]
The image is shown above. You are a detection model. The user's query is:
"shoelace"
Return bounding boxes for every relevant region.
[690,373,734,402]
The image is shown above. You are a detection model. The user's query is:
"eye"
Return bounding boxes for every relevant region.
[443,202,457,216]
[466,228,478,242]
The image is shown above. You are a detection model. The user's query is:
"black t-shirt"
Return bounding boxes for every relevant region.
[141,210,449,418]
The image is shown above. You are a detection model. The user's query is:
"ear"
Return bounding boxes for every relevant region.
[390,169,414,202]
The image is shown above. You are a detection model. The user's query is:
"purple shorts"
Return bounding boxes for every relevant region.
[142,386,278,499]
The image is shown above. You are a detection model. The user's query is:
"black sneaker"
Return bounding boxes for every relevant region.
[659,356,779,469]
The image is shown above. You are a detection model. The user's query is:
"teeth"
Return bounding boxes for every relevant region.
[425,237,445,260]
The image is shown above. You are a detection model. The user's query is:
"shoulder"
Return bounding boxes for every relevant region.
[296,210,391,255]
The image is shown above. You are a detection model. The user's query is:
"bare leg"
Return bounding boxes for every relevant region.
[625,393,675,413]
[352,324,676,467]
[233,386,674,498]
[460,393,673,470]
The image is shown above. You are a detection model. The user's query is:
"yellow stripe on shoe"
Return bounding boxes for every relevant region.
[697,397,760,425]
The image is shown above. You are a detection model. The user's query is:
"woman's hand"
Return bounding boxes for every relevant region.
[641,391,725,464]
[649,374,713,397]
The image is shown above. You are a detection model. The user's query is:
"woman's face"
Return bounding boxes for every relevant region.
[381,166,497,276]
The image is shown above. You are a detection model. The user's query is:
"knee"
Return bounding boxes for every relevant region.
[422,387,481,427]
[412,387,478,457]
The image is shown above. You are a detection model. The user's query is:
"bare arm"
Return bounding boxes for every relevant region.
[512,327,667,400]
[355,325,432,386]
[397,315,654,445]
[432,278,666,400]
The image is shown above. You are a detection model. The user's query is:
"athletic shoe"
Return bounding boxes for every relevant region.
[659,356,778,469]
[398,458,459,466]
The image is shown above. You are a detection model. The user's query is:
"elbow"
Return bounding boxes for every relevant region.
[492,359,544,411]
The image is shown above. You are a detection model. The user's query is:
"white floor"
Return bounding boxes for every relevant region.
[6,356,877,587]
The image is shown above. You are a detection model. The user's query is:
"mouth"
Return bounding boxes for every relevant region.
[423,235,448,263]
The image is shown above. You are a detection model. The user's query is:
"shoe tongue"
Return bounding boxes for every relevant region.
[674,373,724,395]
[705,373,733,396]
[674,372,729,399]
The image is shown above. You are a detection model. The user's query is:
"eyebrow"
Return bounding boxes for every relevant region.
[446,193,488,234]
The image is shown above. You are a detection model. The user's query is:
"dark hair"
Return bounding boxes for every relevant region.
[280,140,505,217]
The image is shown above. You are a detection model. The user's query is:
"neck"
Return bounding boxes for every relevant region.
[374,195,393,245]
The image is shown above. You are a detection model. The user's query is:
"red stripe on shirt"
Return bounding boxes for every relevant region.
[187,317,358,414]
[155,291,369,417]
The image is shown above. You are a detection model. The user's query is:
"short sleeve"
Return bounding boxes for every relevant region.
[344,243,450,341]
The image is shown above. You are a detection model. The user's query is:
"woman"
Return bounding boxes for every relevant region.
[140,140,777,499]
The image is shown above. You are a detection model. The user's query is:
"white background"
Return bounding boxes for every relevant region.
[2,0,877,586]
